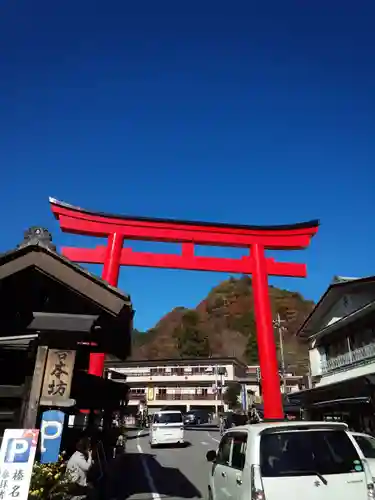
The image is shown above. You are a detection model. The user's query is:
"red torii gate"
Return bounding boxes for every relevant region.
[50,197,319,420]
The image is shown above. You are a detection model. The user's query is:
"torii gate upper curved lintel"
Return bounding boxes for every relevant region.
[50,197,319,420]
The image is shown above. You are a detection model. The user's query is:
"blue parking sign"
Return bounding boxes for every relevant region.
[40,410,65,464]
[5,438,33,463]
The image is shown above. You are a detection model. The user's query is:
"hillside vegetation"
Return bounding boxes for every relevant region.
[132,276,314,374]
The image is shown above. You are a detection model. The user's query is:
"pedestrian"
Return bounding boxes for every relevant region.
[249,405,261,424]
[219,414,225,435]
[113,434,126,458]
[66,437,93,499]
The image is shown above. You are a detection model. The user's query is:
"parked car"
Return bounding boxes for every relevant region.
[351,432,375,478]
[184,410,209,426]
[206,421,375,500]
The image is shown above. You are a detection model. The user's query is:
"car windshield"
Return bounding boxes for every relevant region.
[260,429,363,477]
[153,413,182,424]
[354,435,375,459]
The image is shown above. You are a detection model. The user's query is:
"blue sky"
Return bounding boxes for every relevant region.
[0,1,374,331]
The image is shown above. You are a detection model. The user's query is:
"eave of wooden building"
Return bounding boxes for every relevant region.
[0,242,134,359]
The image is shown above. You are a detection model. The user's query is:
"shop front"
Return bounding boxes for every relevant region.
[289,374,375,434]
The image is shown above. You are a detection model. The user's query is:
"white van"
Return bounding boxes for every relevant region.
[150,410,184,447]
[206,421,375,500]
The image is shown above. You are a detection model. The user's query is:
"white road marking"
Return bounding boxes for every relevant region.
[207,432,220,443]
[137,430,161,500]
[201,441,209,445]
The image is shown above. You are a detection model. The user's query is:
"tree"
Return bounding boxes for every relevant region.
[227,311,259,364]
[223,382,241,409]
[228,311,256,335]
[132,328,156,347]
[245,334,259,364]
[173,310,210,358]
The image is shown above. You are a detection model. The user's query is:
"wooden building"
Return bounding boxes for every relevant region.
[0,227,134,434]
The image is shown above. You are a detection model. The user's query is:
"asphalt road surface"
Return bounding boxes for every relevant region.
[106,425,221,500]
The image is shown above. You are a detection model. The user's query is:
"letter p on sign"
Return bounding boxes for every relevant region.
[40,410,65,464]
[5,438,32,463]
[40,420,63,452]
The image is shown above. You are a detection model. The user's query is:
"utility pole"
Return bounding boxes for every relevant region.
[273,313,287,392]
[214,366,226,413]
[219,369,224,410]
[214,364,218,417]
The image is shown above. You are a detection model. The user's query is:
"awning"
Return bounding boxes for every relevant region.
[288,374,375,408]
[311,396,370,408]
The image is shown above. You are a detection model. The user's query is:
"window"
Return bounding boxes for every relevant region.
[130,388,145,395]
[326,337,348,359]
[230,432,247,470]
[216,435,232,466]
[150,368,166,376]
[171,367,184,376]
[354,435,375,459]
[216,432,247,469]
[350,328,374,350]
[153,413,182,424]
[192,366,207,375]
[260,430,363,477]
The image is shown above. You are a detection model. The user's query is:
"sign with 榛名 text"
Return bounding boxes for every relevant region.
[0,428,39,500]
[41,349,76,402]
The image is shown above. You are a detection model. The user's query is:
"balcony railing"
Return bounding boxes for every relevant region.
[321,342,375,374]
[155,393,215,401]
[114,369,227,378]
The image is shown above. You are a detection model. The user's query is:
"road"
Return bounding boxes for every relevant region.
[105,426,221,500]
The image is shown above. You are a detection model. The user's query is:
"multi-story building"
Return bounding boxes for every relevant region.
[107,357,247,414]
[289,275,375,432]
[106,357,303,414]
[240,366,303,397]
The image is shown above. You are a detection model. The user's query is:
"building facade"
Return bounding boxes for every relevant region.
[241,366,302,396]
[106,357,303,414]
[107,357,246,413]
[290,276,375,432]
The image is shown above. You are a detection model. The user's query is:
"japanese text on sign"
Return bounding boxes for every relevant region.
[0,468,25,498]
[42,350,76,401]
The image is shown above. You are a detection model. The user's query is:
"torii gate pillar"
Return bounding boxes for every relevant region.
[50,198,319,420]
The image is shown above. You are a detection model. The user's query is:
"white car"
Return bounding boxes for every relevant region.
[351,432,375,479]
[150,410,184,447]
[206,421,375,500]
